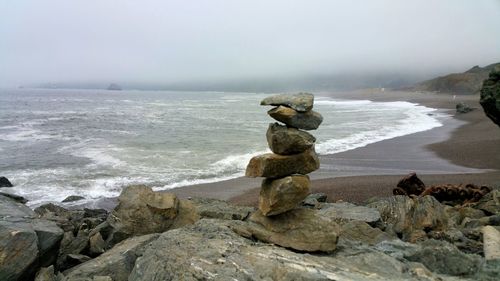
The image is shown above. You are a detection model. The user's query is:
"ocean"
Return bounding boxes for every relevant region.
[0,89,443,206]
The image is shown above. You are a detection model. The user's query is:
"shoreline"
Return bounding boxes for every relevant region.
[170,90,500,205]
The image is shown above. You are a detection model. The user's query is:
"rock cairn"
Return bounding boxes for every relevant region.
[246,93,323,216]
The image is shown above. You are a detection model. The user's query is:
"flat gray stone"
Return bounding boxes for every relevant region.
[260,93,314,112]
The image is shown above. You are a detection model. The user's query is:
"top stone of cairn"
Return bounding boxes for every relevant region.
[260,92,314,112]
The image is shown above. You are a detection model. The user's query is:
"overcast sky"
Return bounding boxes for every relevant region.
[1,0,499,87]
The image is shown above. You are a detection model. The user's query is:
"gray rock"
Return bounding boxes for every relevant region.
[368,195,448,242]
[62,195,85,203]
[89,232,106,256]
[266,123,316,155]
[233,208,339,252]
[268,106,323,130]
[0,192,27,204]
[188,197,254,220]
[0,176,13,187]
[260,92,314,112]
[259,175,310,216]
[405,239,483,276]
[339,221,393,245]
[130,219,457,281]
[480,67,500,127]
[63,234,159,281]
[318,202,381,224]
[66,254,92,266]
[302,193,328,208]
[57,229,90,270]
[0,195,63,281]
[245,148,320,178]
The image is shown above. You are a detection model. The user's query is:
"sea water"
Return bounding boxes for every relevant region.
[0,89,443,206]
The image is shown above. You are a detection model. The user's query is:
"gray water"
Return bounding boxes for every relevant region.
[0,89,443,206]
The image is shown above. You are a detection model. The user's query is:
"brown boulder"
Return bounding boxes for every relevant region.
[395,172,425,196]
[233,208,339,252]
[245,148,320,178]
[268,106,323,130]
[266,123,316,155]
[259,175,310,216]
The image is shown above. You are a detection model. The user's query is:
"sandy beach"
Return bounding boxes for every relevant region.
[170,90,500,206]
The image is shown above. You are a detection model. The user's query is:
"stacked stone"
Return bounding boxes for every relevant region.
[245,93,323,216]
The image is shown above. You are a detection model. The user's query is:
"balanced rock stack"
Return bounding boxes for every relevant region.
[246,93,322,216]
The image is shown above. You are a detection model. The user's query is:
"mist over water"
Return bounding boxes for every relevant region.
[0,89,443,206]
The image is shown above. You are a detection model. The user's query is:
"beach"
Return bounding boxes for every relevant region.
[170,90,500,205]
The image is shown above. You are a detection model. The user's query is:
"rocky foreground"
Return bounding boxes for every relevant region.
[0,183,499,281]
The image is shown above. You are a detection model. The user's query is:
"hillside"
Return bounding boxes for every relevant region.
[409,62,500,94]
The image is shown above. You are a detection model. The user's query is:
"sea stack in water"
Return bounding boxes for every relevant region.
[246,93,322,216]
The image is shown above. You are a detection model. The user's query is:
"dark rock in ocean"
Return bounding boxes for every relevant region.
[62,195,85,203]
[260,92,314,112]
[104,185,199,245]
[188,197,254,220]
[318,202,381,224]
[233,208,339,252]
[480,67,500,127]
[266,122,316,155]
[245,148,320,178]
[0,195,63,281]
[268,106,323,130]
[0,192,28,204]
[106,83,122,91]
[456,102,474,114]
[394,172,426,196]
[368,195,448,242]
[0,176,13,187]
[63,234,159,281]
[259,175,310,216]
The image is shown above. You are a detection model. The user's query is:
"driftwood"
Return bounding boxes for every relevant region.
[394,173,492,205]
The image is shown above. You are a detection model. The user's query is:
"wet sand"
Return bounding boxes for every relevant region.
[170,90,500,206]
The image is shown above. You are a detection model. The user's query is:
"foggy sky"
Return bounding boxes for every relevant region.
[1,0,500,88]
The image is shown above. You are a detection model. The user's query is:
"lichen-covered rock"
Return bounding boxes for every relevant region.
[368,195,448,241]
[482,225,500,261]
[339,221,393,245]
[456,102,474,114]
[480,68,500,127]
[268,106,323,130]
[260,92,314,112]
[245,148,320,178]
[266,123,316,155]
[474,189,500,215]
[259,175,310,216]
[234,208,339,252]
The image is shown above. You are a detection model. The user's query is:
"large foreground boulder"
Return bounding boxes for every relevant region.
[245,148,320,178]
[0,195,63,281]
[260,92,314,112]
[268,106,323,130]
[266,123,316,155]
[259,175,310,216]
[233,208,339,252]
[480,68,500,127]
[130,219,467,281]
